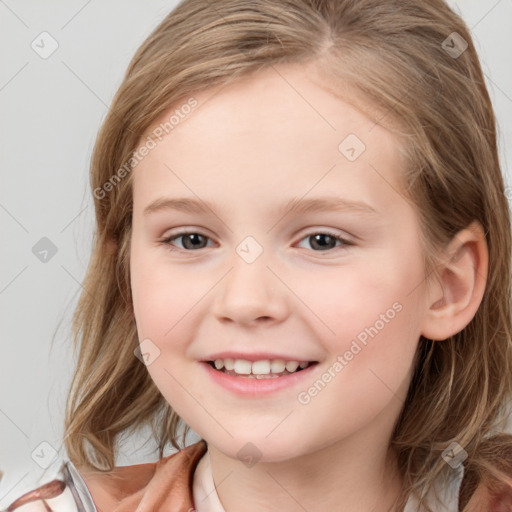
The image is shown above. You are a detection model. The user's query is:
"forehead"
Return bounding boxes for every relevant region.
[132,62,409,213]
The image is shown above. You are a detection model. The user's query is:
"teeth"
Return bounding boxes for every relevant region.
[210,358,312,376]
[285,361,299,372]
[251,360,271,375]
[271,359,286,373]
[233,360,252,374]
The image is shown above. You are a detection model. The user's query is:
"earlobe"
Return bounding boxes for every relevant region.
[421,221,488,341]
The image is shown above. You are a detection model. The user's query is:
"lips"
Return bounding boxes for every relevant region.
[200,358,320,396]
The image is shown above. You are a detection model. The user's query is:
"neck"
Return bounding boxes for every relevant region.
[207,417,404,512]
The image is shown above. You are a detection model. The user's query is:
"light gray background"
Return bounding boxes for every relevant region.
[1,0,511,506]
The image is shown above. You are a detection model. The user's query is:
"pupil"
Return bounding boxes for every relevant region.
[183,233,206,250]
[311,234,335,250]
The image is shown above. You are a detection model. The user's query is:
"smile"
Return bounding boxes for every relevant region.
[201,358,320,396]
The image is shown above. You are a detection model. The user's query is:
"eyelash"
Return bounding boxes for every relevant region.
[159,230,354,254]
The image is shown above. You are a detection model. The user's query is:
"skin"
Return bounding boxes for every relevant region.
[129,61,488,511]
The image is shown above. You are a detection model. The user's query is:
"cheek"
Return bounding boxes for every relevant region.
[339,301,420,374]
[130,248,201,341]
[130,252,201,407]
[317,260,424,409]
[290,250,423,347]
[296,299,420,442]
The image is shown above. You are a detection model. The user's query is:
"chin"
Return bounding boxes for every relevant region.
[206,432,312,464]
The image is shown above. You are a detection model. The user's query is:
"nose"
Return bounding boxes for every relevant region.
[211,254,289,327]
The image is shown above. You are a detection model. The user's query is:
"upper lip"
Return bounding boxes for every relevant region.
[202,352,319,363]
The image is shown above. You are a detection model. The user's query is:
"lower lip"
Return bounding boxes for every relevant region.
[200,361,319,397]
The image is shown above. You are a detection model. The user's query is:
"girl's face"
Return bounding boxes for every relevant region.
[130,62,431,462]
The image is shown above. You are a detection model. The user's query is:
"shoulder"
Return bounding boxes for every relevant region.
[77,439,208,511]
[1,440,207,512]
[459,434,512,512]
[462,480,512,512]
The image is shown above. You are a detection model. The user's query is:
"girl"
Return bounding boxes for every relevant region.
[4,0,512,510]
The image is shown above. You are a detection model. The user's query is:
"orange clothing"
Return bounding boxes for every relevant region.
[78,440,207,512]
[4,438,512,511]
[3,441,207,512]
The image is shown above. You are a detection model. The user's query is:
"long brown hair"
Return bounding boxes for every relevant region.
[63,1,512,509]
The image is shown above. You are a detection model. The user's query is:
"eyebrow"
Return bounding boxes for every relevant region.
[143,195,378,217]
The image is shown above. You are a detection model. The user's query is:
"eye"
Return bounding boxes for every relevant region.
[160,231,214,251]
[296,231,354,252]
[160,230,354,253]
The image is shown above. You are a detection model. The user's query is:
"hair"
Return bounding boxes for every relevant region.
[63,0,512,510]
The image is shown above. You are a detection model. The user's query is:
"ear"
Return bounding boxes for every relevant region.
[420,220,488,341]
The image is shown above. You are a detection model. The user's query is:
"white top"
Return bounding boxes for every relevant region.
[192,449,465,512]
